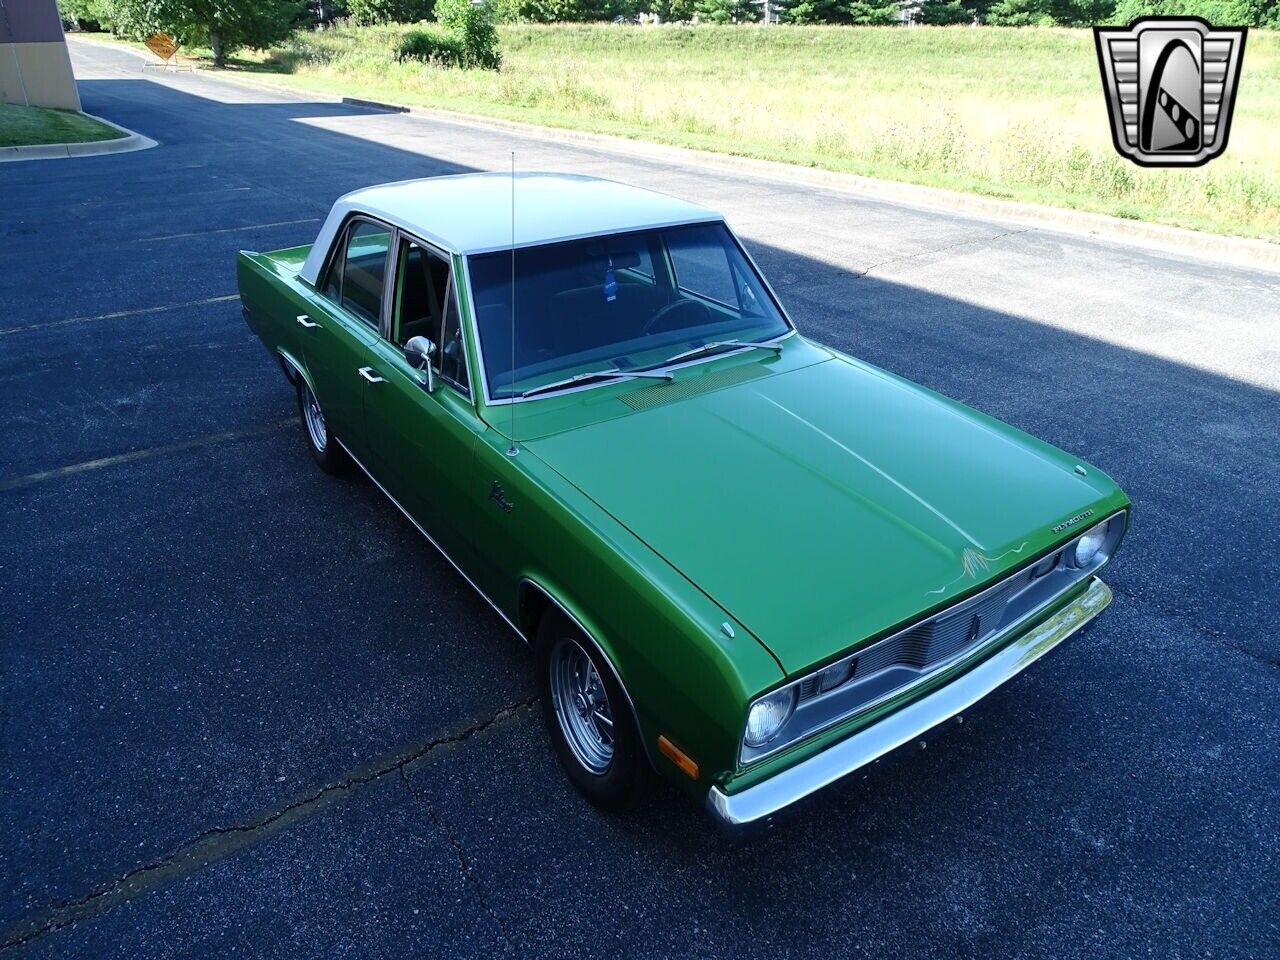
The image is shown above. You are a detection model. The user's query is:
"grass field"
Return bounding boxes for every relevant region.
[126,25,1280,239]
[0,102,124,148]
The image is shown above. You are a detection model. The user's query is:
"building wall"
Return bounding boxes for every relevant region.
[0,0,81,111]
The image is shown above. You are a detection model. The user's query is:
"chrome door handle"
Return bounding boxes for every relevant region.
[296,314,319,328]
[358,366,386,384]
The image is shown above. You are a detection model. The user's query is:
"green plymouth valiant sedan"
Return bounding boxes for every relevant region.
[237,173,1129,833]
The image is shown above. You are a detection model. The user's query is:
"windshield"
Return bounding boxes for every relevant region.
[468,221,790,400]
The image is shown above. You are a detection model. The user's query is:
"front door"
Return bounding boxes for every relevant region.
[364,237,485,566]
[302,217,391,462]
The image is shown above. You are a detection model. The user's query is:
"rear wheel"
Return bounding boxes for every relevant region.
[296,379,346,473]
[537,609,646,810]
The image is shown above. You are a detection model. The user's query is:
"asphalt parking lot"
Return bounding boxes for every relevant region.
[2,41,1278,958]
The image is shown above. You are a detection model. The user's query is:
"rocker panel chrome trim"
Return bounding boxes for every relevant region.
[333,436,529,644]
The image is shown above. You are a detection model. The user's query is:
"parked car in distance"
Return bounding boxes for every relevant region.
[237,173,1129,834]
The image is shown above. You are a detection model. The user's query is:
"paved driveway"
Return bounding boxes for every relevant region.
[2,40,1277,958]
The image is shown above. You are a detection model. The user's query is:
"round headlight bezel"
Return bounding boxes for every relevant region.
[1073,524,1108,568]
[744,686,797,748]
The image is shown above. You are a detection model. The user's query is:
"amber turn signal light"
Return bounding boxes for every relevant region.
[657,735,699,780]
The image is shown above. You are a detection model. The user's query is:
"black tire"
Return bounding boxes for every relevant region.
[296,378,347,474]
[536,608,647,811]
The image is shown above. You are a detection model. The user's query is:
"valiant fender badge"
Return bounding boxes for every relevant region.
[1095,17,1247,168]
[1052,510,1095,534]
[488,480,514,513]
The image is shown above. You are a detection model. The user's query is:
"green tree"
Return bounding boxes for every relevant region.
[695,0,758,21]
[1110,0,1278,25]
[58,0,116,30]
[785,0,849,21]
[647,0,699,18]
[920,0,972,19]
[984,0,1052,21]
[844,0,899,21]
[108,0,300,67]
[347,0,433,23]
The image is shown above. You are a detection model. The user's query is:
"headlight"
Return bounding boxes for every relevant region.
[744,687,796,747]
[1074,525,1107,567]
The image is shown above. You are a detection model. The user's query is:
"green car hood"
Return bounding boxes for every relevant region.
[526,354,1125,675]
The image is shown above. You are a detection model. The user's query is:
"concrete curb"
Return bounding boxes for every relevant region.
[0,111,157,162]
[341,96,408,113]
[67,37,1280,274]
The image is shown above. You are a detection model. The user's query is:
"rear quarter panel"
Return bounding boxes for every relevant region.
[236,244,315,382]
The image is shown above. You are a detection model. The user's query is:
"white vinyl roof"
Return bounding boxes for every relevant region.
[298,173,721,285]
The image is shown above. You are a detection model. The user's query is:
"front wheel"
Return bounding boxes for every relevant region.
[537,609,646,810]
[296,379,346,474]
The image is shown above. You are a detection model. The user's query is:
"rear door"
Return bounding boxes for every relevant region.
[364,236,486,566]
[300,217,391,462]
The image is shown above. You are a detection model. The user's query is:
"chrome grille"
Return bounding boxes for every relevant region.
[796,563,1040,707]
[740,509,1129,767]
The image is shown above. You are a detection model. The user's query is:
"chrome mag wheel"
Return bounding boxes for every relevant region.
[549,635,615,774]
[302,384,327,452]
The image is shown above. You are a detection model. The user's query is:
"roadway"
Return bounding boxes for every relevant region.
[1,39,1277,958]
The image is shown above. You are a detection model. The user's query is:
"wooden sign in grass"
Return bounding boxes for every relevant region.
[144,33,180,64]
[142,32,193,73]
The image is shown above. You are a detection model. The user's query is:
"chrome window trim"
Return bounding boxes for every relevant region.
[462,219,798,409]
[391,228,473,401]
[740,510,1128,766]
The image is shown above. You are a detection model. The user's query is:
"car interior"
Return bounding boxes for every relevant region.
[469,223,788,397]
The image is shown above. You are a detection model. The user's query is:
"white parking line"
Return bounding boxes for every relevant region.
[129,217,321,244]
[0,420,295,493]
[0,294,240,336]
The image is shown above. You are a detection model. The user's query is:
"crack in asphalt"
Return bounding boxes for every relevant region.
[0,696,538,952]
[399,768,521,957]
[851,228,1032,279]
[1109,583,1280,674]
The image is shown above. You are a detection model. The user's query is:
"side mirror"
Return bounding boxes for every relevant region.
[404,336,436,393]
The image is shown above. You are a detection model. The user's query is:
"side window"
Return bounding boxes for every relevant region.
[326,219,391,328]
[394,238,468,394]
[667,225,737,307]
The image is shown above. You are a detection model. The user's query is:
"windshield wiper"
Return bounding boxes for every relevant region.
[518,366,673,400]
[647,338,784,371]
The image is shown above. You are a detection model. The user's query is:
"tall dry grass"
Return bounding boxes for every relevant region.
[257,24,1280,238]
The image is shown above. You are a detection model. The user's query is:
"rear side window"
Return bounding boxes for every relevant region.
[323,219,391,328]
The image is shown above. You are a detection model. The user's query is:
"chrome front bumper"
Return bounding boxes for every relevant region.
[706,577,1113,836]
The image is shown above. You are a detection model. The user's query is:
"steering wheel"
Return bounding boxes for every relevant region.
[642,297,712,335]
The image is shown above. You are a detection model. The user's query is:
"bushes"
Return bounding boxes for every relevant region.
[396,0,500,69]
[435,0,502,68]
[347,0,434,25]
[398,25,466,64]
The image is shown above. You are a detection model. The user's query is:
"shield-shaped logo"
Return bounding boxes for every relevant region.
[1094,17,1247,167]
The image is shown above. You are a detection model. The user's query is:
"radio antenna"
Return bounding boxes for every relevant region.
[506,151,518,458]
